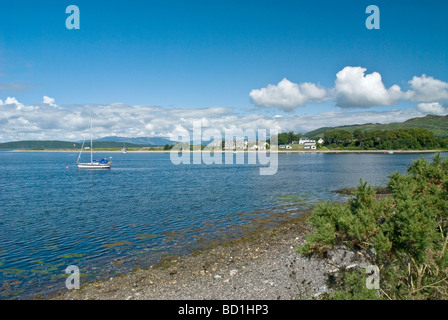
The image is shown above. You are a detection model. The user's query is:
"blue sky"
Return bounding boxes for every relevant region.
[0,0,447,141]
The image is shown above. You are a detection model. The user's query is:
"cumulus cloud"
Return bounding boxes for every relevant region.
[249,78,328,112]
[334,66,403,108]
[0,96,435,143]
[249,66,448,114]
[407,75,448,103]
[0,97,245,141]
[4,97,20,105]
[416,102,447,115]
[43,96,57,107]
[3,68,448,142]
[249,67,406,111]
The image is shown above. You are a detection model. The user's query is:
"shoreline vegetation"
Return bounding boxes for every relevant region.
[2,117,446,153]
[1,126,447,154]
[4,149,448,153]
[299,154,448,299]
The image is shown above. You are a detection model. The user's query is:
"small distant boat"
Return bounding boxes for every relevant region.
[387,151,394,154]
[121,143,127,154]
[76,120,111,170]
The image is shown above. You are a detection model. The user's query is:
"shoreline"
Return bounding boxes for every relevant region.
[52,213,316,300]
[51,210,366,300]
[50,188,389,300]
[3,149,447,154]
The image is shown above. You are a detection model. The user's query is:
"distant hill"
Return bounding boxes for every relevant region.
[95,136,217,146]
[305,115,448,138]
[95,136,176,146]
[0,140,152,150]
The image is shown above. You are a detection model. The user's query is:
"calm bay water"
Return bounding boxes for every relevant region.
[0,151,442,299]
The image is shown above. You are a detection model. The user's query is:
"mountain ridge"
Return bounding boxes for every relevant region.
[304,114,448,138]
[94,136,176,146]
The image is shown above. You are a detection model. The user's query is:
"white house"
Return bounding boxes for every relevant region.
[279,144,292,149]
[224,141,235,150]
[225,140,248,150]
[299,137,316,145]
[318,138,324,144]
[303,142,317,150]
[258,142,269,150]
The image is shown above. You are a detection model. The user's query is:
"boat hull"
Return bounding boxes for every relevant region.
[77,163,111,169]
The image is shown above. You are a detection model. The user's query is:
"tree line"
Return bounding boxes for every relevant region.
[277,132,303,145]
[322,128,448,150]
[164,128,447,151]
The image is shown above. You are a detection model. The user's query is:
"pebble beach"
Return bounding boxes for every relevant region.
[53,213,367,300]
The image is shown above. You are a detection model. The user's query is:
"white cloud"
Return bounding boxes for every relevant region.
[334,66,403,109]
[407,75,448,103]
[249,67,407,111]
[249,78,328,112]
[249,67,448,114]
[416,102,447,115]
[0,96,434,142]
[5,97,20,105]
[3,67,448,142]
[43,96,57,107]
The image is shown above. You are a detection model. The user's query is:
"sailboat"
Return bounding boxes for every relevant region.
[76,120,111,169]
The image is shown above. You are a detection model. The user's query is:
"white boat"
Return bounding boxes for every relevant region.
[76,120,111,169]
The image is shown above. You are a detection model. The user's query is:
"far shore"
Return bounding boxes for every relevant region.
[4,149,447,154]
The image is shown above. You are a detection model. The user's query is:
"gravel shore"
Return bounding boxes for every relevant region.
[53,213,367,300]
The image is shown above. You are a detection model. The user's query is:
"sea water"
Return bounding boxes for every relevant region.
[0,151,440,299]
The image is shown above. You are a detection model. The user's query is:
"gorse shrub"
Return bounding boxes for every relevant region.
[325,268,385,300]
[298,154,448,299]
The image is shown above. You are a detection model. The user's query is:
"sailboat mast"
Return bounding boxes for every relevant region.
[90,119,93,164]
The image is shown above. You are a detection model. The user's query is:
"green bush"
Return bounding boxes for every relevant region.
[325,269,385,300]
[298,154,448,299]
